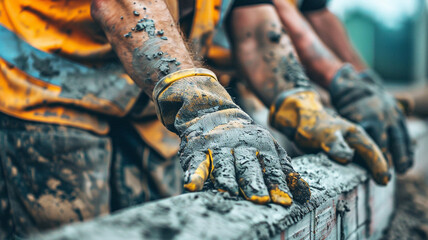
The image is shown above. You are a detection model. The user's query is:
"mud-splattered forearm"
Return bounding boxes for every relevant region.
[229,5,310,107]
[272,0,342,88]
[91,0,194,97]
[304,9,367,72]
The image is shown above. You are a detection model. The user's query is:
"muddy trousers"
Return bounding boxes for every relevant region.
[0,113,182,239]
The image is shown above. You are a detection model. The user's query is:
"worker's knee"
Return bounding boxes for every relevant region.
[0,117,112,236]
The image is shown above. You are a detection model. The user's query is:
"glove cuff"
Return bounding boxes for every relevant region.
[153,68,240,133]
[359,68,383,86]
[328,63,359,100]
[329,63,355,86]
[153,68,219,131]
[153,68,218,101]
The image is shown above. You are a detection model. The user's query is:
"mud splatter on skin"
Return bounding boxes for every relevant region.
[267,31,281,43]
[132,38,181,84]
[135,18,156,36]
[122,8,188,86]
[233,20,311,107]
[278,53,311,88]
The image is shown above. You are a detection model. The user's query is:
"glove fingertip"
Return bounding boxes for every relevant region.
[239,188,271,205]
[329,153,354,165]
[216,184,239,196]
[374,171,391,186]
[183,173,205,192]
[395,156,413,174]
[323,140,355,164]
[183,152,212,192]
[286,173,311,204]
[270,188,293,206]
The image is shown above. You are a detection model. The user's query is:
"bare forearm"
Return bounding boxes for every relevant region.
[91,0,194,97]
[305,9,367,72]
[272,0,342,87]
[230,5,308,107]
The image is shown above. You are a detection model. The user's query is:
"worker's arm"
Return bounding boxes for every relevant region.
[272,0,413,173]
[304,8,367,72]
[91,0,194,95]
[228,4,301,107]
[269,0,342,87]
[229,4,390,185]
[91,0,311,206]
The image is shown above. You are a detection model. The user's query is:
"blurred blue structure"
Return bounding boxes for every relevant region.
[328,0,427,87]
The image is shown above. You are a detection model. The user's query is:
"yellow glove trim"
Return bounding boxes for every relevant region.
[153,68,218,128]
[153,68,218,101]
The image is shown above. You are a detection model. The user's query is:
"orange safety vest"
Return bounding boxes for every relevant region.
[0,0,180,158]
[0,0,141,135]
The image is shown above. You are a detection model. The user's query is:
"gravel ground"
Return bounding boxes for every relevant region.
[382,174,428,240]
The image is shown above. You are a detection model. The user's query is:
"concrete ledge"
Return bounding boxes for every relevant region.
[35,154,395,240]
[407,118,428,179]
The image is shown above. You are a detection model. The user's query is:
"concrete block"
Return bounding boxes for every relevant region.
[369,173,396,240]
[284,213,313,240]
[313,198,339,240]
[339,188,358,239]
[347,224,367,240]
[356,183,369,227]
[35,154,396,240]
[407,119,428,180]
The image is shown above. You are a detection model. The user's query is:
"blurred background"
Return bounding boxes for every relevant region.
[327,0,428,180]
[328,0,427,88]
[326,3,428,238]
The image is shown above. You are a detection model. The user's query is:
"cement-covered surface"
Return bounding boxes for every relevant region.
[35,154,370,240]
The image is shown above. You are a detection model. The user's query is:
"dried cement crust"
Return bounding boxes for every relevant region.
[35,154,368,240]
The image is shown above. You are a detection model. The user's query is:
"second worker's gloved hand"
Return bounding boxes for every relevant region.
[154,68,311,205]
[269,88,391,185]
[328,65,413,174]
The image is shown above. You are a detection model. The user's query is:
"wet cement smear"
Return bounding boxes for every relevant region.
[135,19,156,36]
[267,31,281,43]
[38,154,369,240]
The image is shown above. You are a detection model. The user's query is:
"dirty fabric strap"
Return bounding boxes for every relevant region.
[0,24,141,113]
[0,24,98,86]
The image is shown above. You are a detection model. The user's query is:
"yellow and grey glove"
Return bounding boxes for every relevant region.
[329,65,413,173]
[269,88,391,185]
[154,68,311,205]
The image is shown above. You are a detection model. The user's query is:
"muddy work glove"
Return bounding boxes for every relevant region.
[269,88,391,185]
[153,68,310,205]
[329,65,413,173]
